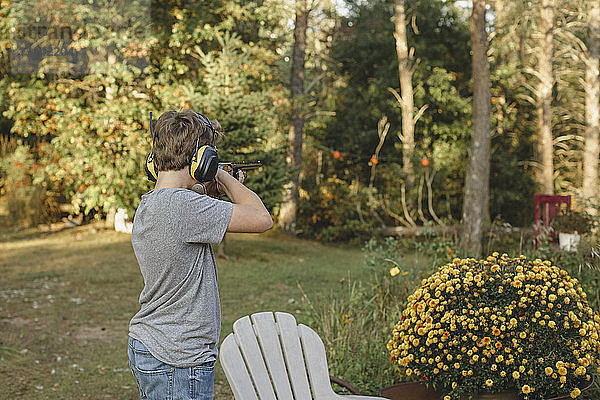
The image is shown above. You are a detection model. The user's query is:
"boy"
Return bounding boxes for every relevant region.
[127,109,272,400]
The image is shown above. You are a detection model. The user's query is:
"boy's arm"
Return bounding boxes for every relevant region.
[214,169,273,233]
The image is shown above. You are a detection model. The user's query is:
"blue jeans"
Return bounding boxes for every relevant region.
[128,337,215,400]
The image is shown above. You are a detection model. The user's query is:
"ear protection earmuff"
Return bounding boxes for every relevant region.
[144,113,159,182]
[190,141,219,183]
[145,111,219,183]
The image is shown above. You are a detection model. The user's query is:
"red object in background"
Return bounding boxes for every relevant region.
[421,157,430,166]
[534,194,571,248]
[332,151,341,159]
[370,156,378,165]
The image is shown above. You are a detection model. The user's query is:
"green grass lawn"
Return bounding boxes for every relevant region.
[0,225,372,399]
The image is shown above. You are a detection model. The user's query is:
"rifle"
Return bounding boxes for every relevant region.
[218,161,262,177]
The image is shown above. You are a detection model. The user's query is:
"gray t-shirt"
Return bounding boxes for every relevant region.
[128,188,233,367]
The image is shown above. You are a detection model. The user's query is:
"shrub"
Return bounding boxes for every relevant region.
[387,253,600,400]
[0,144,44,227]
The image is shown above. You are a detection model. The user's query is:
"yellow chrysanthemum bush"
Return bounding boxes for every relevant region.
[387,253,600,400]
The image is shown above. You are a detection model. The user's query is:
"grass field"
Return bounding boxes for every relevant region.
[0,224,372,399]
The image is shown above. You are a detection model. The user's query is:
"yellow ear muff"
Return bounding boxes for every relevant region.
[190,145,219,183]
[145,152,158,182]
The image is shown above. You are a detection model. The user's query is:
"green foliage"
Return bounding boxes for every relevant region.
[301,279,398,396]
[298,0,473,238]
[1,0,289,219]
[0,144,46,227]
[300,236,441,395]
[295,169,380,243]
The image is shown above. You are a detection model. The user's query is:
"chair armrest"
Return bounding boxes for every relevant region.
[329,375,362,395]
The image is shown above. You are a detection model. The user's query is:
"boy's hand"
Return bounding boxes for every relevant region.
[236,170,246,184]
[214,168,246,197]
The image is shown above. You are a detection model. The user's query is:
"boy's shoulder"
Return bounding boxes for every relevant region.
[142,187,199,200]
[140,188,223,211]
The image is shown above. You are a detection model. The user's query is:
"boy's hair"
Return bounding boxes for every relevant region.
[153,109,222,172]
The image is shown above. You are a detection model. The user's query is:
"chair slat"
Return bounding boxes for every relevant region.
[233,316,277,400]
[275,312,313,400]
[221,312,388,400]
[219,334,259,400]
[299,324,339,399]
[251,312,295,400]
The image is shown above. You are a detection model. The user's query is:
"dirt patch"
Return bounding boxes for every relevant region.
[214,382,234,399]
[74,326,120,343]
[4,317,32,327]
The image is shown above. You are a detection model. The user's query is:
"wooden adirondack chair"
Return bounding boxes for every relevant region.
[219,311,389,400]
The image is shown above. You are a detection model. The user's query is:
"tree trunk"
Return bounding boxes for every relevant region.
[461,0,491,257]
[536,0,554,194]
[584,1,600,217]
[278,0,309,233]
[393,0,415,185]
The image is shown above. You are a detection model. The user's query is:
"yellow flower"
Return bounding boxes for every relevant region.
[522,385,531,394]
[570,388,581,398]
[513,371,520,379]
[486,379,493,387]
[390,267,400,277]
[512,280,523,288]
[545,367,553,375]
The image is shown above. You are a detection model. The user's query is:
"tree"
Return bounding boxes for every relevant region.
[487,0,537,227]
[2,0,289,220]
[536,0,555,194]
[583,0,599,217]
[461,0,491,256]
[191,32,287,211]
[392,0,416,184]
[279,0,310,233]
